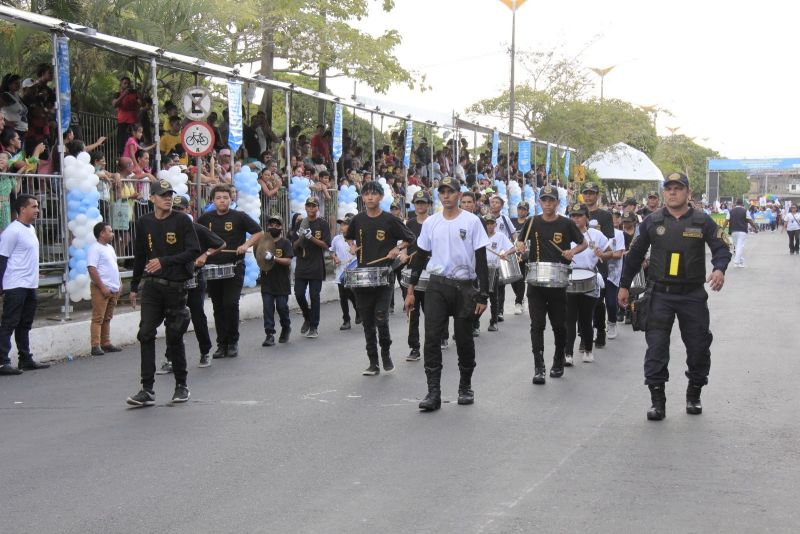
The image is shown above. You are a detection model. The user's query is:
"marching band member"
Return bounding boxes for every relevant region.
[330,213,359,330]
[260,216,294,347]
[482,214,515,332]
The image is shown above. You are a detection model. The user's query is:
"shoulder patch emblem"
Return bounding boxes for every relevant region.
[552,232,562,244]
[224,222,233,231]
[165,232,177,245]
[314,230,322,239]
[275,248,283,258]
[656,225,666,236]
[459,228,467,240]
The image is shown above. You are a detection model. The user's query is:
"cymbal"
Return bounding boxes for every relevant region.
[255,232,276,272]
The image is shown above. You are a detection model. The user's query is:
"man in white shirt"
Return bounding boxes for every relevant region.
[87,222,122,356]
[0,194,49,375]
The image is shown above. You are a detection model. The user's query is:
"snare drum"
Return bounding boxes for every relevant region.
[184,272,199,289]
[526,262,569,287]
[400,269,430,291]
[344,267,392,288]
[497,255,523,285]
[567,268,597,294]
[203,263,236,280]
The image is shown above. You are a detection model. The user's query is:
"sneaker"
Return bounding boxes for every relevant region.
[227,344,239,358]
[579,339,586,354]
[262,334,275,347]
[406,349,421,362]
[339,321,351,330]
[198,354,211,368]
[497,313,504,323]
[473,328,480,337]
[156,361,173,375]
[278,328,291,343]
[300,320,310,335]
[91,346,105,356]
[126,389,155,407]
[583,351,594,363]
[362,364,380,376]
[101,344,122,353]
[514,303,523,315]
[0,364,23,375]
[171,384,190,403]
[565,354,574,366]
[440,338,449,351]
[382,356,395,373]
[306,327,319,339]
[607,322,617,340]
[212,346,227,359]
[18,358,49,370]
[488,321,498,332]
[355,314,362,325]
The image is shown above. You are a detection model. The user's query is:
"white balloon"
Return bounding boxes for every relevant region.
[64,155,77,167]
[77,151,91,164]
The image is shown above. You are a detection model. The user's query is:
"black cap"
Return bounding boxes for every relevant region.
[663,172,690,187]
[172,194,189,210]
[647,190,660,198]
[390,200,402,210]
[267,215,283,226]
[581,182,600,193]
[438,176,459,192]
[569,202,589,216]
[483,214,497,223]
[361,181,384,195]
[517,201,530,211]
[622,212,637,223]
[412,190,432,204]
[305,197,319,206]
[623,197,637,207]
[336,213,354,224]
[151,179,176,196]
[539,184,559,200]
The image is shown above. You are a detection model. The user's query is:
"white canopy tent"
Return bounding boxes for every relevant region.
[584,142,663,182]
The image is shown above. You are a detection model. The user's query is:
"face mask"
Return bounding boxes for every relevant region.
[268,228,282,238]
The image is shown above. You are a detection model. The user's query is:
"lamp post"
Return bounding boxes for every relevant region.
[641,104,658,130]
[500,0,528,133]
[590,66,615,101]
[666,126,681,137]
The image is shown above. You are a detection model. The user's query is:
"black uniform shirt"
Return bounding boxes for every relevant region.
[261,237,294,295]
[194,222,225,259]
[294,217,332,280]
[588,207,615,239]
[404,216,425,255]
[518,215,584,265]
[344,211,416,267]
[131,211,200,292]
[197,209,262,265]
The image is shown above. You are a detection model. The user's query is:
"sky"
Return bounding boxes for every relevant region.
[326,0,800,160]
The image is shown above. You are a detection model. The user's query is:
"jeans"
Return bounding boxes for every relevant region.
[137,280,190,389]
[294,277,323,328]
[90,284,119,347]
[354,285,393,361]
[0,288,37,365]
[527,285,567,368]
[206,263,245,346]
[262,292,291,334]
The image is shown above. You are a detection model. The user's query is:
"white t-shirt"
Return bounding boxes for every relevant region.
[607,229,627,287]
[418,210,490,280]
[330,234,355,282]
[0,220,39,289]
[785,211,800,231]
[486,231,514,266]
[570,227,609,297]
[87,241,121,292]
[493,213,516,240]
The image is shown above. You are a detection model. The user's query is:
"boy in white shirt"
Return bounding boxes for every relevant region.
[483,214,515,332]
[87,222,122,355]
[330,214,358,329]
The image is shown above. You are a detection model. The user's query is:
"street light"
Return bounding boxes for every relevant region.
[666,126,681,136]
[641,104,658,130]
[499,0,528,133]
[590,66,615,101]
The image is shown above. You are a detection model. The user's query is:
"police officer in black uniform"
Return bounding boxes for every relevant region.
[197,184,264,358]
[619,172,731,421]
[126,179,201,407]
[581,182,615,349]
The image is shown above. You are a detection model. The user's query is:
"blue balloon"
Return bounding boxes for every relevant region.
[68,269,79,280]
[86,207,100,219]
[75,259,88,273]
[73,248,86,260]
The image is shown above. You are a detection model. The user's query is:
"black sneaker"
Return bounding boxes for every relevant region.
[355,314,362,325]
[362,365,380,376]
[101,344,122,353]
[262,334,275,347]
[0,364,23,375]
[198,354,211,368]
[300,320,310,335]
[91,346,105,356]
[472,328,480,337]
[457,389,475,405]
[406,349,421,362]
[171,384,190,403]
[156,361,173,375]
[227,344,239,358]
[339,321,351,330]
[441,338,449,351]
[532,368,546,385]
[306,327,319,339]
[278,328,291,343]
[550,367,564,378]
[18,359,49,370]
[126,389,155,407]
[497,313,504,323]
[382,356,395,373]
[212,346,227,359]
[488,322,498,332]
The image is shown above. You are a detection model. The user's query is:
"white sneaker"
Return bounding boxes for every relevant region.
[582,351,594,363]
[565,354,574,366]
[607,322,617,339]
[514,303,523,315]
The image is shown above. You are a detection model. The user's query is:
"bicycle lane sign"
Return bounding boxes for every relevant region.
[181,121,215,157]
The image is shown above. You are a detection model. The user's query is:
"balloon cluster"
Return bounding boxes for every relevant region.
[493,180,509,217]
[405,184,421,208]
[557,184,568,215]
[157,166,189,198]
[432,187,443,213]
[338,183,359,221]
[234,166,262,288]
[376,178,393,212]
[64,152,103,302]
[523,184,539,215]
[507,181,522,214]
[288,176,312,217]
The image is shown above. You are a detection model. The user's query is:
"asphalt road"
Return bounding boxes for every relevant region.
[1,231,798,534]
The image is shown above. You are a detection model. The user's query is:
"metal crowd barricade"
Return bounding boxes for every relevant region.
[74,111,120,171]
[260,187,289,229]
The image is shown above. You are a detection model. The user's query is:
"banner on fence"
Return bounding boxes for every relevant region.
[332,103,343,162]
[491,131,499,166]
[227,81,243,153]
[403,120,413,168]
[56,36,71,134]
[518,140,531,173]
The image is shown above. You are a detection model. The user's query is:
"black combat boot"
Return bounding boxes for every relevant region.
[419,371,442,411]
[647,384,666,421]
[457,369,474,405]
[532,351,546,385]
[550,351,564,378]
[686,384,703,415]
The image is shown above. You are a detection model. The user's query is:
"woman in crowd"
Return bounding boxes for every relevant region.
[0,74,28,135]
[122,123,154,163]
[0,151,21,231]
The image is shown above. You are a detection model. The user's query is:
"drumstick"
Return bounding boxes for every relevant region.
[486,247,504,257]
[219,249,241,253]
[366,254,394,265]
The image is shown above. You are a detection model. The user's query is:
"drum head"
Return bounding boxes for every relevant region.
[571,268,595,281]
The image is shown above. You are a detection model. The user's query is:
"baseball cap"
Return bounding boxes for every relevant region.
[172,194,190,210]
[663,172,689,187]
[490,195,505,205]
[647,190,660,198]
[569,202,588,216]
[581,182,600,193]
[622,212,637,223]
[267,215,283,226]
[305,197,319,207]
[412,190,432,204]
[483,214,497,223]
[336,213,355,224]
[517,201,530,211]
[151,179,176,196]
[361,181,384,195]
[623,197,637,207]
[21,78,35,89]
[438,176,459,192]
[539,184,559,200]
[390,200,402,210]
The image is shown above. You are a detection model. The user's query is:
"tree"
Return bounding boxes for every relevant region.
[652,135,717,194]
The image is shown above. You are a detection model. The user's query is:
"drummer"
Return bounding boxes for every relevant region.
[510,201,531,315]
[564,203,611,367]
[330,213,359,330]
[344,181,416,376]
[515,184,587,385]
[260,216,294,347]
[197,184,264,359]
[488,195,517,322]
[483,214,515,332]
[581,182,615,349]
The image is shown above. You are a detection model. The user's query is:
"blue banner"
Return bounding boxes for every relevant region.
[518,140,531,173]
[545,143,551,175]
[403,120,413,168]
[491,131,499,166]
[708,158,800,171]
[227,81,243,153]
[564,151,571,178]
[332,104,343,162]
[56,36,71,134]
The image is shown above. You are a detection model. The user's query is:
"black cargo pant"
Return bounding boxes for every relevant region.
[399,281,449,351]
[527,284,567,369]
[206,263,245,347]
[0,288,37,365]
[423,277,476,386]
[166,272,211,362]
[566,292,597,354]
[644,285,712,386]
[511,262,528,305]
[138,279,191,390]
[354,285,393,362]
